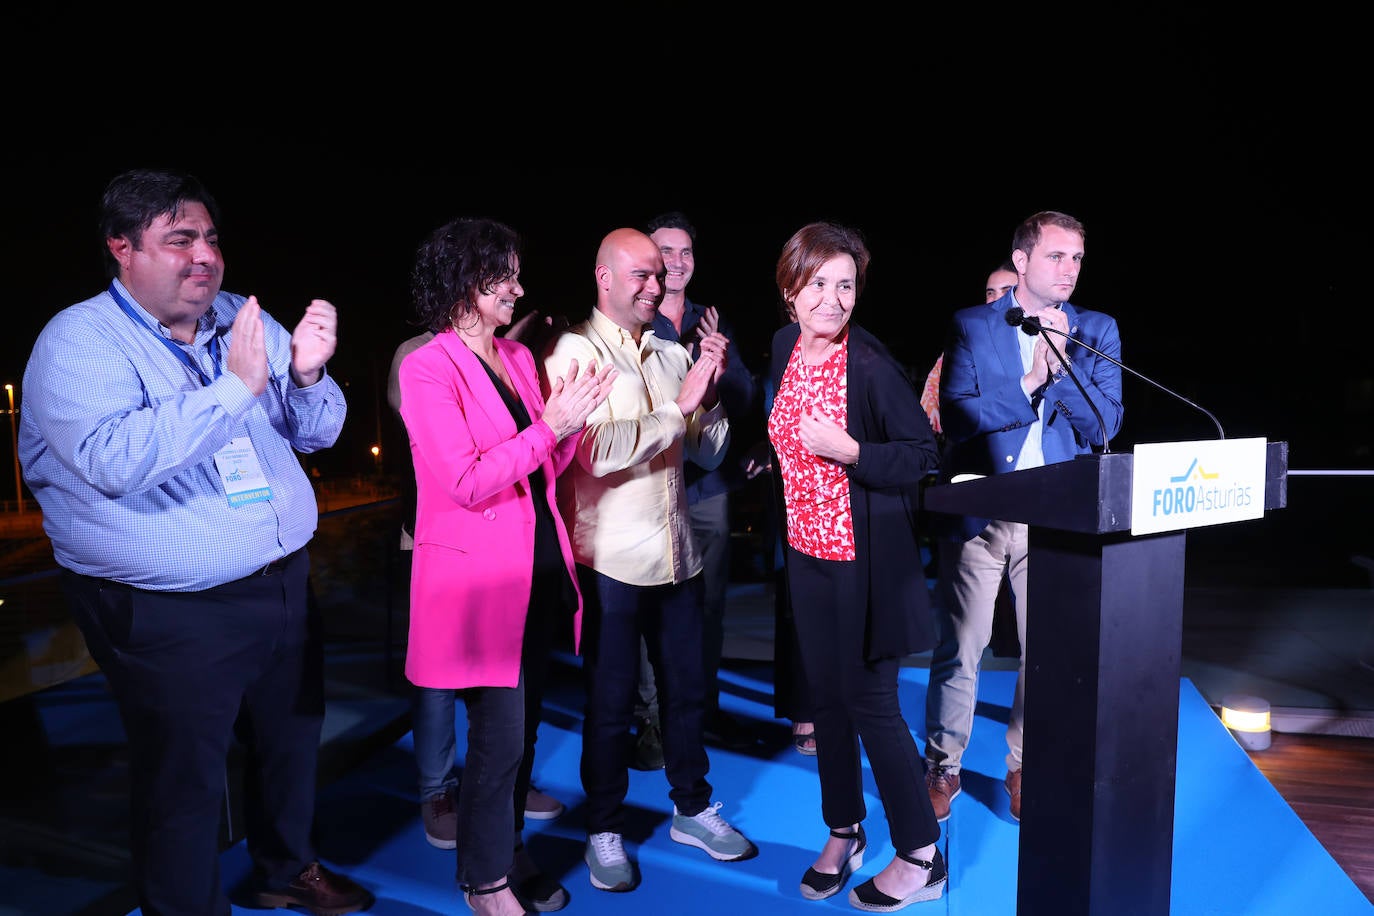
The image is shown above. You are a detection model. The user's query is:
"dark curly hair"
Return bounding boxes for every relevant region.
[410,217,522,334]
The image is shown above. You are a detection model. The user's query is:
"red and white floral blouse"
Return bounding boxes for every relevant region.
[767,337,856,561]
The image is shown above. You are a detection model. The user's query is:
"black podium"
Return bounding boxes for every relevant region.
[921,443,1288,916]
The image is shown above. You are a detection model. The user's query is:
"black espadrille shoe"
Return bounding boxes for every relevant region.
[848,846,946,912]
[800,824,866,900]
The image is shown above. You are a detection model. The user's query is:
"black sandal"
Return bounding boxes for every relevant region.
[461,878,531,913]
[511,842,569,912]
[792,728,817,757]
[800,824,866,900]
[848,846,947,912]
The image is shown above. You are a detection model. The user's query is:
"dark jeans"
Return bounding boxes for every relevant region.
[636,491,732,720]
[406,548,559,838]
[785,547,940,853]
[61,549,322,916]
[412,685,459,800]
[695,492,732,717]
[577,565,712,834]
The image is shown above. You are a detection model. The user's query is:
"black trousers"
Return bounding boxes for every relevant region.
[62,549,322,916]
[785,547,940,853]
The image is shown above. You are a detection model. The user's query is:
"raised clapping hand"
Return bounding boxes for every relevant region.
[542,358,619,440]
[675,342,725,416]
[695,320,729,386]
[227,296,268,397]
[290,299,338,386]
[696,306,720,337]
[690,306,720,360]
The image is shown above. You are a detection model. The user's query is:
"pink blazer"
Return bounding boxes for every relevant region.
[398,330,582,689]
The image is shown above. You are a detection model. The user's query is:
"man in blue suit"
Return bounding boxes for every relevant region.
[923,211,1124,825]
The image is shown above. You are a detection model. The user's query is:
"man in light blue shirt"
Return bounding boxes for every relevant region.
[18,168,370,916]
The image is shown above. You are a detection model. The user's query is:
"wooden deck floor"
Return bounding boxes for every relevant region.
[1248,730,1374,903]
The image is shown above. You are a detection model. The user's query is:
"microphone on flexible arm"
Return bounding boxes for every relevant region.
[1005,306,1226,441]
[1005,306,1114,453]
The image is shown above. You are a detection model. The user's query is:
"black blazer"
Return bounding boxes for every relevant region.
[768,322,941,660]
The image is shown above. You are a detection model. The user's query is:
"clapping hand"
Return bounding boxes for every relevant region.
[690,306,720,359]
[542,358,618,440]
[228,296,268,396]
[290,299,338,387]
[676,339,726,415]
[694,308,728,384]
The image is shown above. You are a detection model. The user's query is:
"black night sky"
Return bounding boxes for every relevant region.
[8,26,1371,497]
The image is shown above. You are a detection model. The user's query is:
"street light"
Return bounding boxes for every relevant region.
[5,384,20,514]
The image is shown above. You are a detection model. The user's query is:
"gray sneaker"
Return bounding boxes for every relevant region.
[670,802,758,861]
[585,831,638,892]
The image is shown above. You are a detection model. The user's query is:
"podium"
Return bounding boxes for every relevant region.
[921,442,1289,916]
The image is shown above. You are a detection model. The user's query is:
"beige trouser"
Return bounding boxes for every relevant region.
[924,518,1029,774]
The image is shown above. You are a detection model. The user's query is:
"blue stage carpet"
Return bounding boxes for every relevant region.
[141,660,1370,915]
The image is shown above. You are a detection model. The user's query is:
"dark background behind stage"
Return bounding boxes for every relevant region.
[7,23,1371,486]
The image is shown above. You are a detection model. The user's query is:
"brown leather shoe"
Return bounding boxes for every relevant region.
[925,764,961,823]
[422,786,458,848]
[252,861,374,915]
[1006,768,1022,822]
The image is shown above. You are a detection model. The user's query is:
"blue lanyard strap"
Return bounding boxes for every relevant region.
[109,282,221,386]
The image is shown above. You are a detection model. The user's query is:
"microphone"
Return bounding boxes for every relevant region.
[1006,306,1225,440]
[1004,307,1112,453]
[1005,307,1043,336]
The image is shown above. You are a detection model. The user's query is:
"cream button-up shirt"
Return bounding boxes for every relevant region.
[544,307,730,587]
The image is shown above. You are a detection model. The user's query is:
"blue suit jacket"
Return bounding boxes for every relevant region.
[937,290,1124,542]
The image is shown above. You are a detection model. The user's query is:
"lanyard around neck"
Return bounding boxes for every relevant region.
[109,282,221,387]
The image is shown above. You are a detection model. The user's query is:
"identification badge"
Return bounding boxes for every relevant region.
[213,436,274,507]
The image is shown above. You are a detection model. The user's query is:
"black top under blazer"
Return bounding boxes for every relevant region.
[768,321,941,661]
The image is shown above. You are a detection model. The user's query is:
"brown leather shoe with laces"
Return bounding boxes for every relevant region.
[925,764,961,823]
[422,786,458,848]
[1006,768,1022,822]
[252,861,374,915]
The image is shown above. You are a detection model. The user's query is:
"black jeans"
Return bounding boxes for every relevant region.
[455,675,526,887]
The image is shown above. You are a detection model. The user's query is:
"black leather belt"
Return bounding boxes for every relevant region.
[244,548,302,579]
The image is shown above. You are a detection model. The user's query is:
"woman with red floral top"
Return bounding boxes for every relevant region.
[766,221,945,912]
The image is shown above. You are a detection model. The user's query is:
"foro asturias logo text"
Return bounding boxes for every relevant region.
[1150,457,1254,517]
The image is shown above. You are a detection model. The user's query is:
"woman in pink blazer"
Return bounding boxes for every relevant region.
[399,217,615,916]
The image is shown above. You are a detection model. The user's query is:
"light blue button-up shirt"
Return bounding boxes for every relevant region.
[1013,295,1047,472]
[19,280,347,590]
